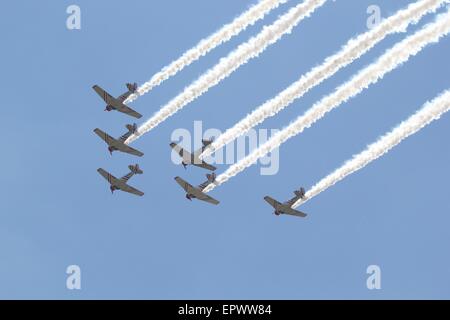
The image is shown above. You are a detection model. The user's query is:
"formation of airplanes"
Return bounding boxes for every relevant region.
[92,83,308,217]
[93,83,145,197]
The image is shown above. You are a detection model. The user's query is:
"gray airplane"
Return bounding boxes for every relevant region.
[94,123,144,157]
[170,139,216,171]
[174,173,219,205]
[264,188,307,218]
[97,164,144,196]
[92,83,142,119]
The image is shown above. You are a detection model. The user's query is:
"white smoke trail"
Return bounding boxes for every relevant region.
[293,90,450,208]
[126,0,327,144]
[204,10,450,193]
[124,0,287,104]
[201,0,449,158]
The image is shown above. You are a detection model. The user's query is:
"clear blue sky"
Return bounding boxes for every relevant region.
[1,0,449,299]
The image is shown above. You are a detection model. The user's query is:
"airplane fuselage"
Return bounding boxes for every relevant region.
[107,141,123,154]
[109,181,128,193]
[177,149,195,165]
[105,98,121,111]
[103,172,130,193]
[181,155,198,168]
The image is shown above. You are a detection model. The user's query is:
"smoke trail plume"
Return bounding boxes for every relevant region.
[293,90,450,207]
[126,0,327,144]
[204,10,450,192]
[201,0,449,158]
[124,0,287,104]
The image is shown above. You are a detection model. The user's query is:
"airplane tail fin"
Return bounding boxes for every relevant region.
[206,172,216,183]
[202,139,213,147]
[126,83,138,93]
[129,164,143,174]
[198,173,216,191]
[126,123,138,134]
[294,187,306,198]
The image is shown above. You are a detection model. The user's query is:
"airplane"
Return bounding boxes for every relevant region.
[94,123,144,157]
[264,188,307,218]
[97,164,144,196]
[92,83,142,119]
[170,139,216,171]
[174,173,219,205]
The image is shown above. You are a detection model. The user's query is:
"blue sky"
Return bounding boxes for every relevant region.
[0,0,449,299]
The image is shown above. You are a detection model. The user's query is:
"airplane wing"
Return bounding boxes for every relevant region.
[97,168,119,186]
[175,176,194,193]
[193,160,217,171]
[94,128,115,146]
[193,190,219,205]
[264,196,282,209]
[118,144,144,157]
[281,206,307,218]
[116,104,142,119]
[175,177,219,205]
[120,184,144,197]
[92,85,115,105]
[170,143,190,159]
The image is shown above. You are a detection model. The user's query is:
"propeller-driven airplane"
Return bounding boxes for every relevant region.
[174,173,219,205]
[94,123,144,157]
[264,188,307,218]
[92,83,142,119]
[97,164,144,196]
[170,139,216,171]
